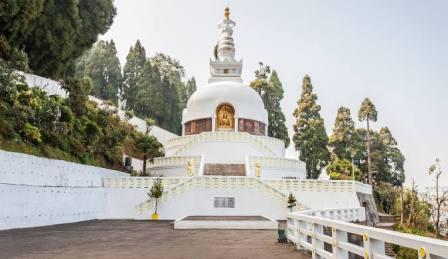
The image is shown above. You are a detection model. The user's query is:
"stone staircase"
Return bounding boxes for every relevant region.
[376,213,398,256]
[203,163,246,176]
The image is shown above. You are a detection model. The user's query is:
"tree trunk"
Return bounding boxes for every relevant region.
[142,154,147,176]
[400,187,404,226]
[366,119,372,185]
[435,173,440,237]
[155,198,158,214]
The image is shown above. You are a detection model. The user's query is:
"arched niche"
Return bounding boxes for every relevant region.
[216,103,235,130]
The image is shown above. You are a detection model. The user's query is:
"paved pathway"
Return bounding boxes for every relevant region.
[0,220,310,259]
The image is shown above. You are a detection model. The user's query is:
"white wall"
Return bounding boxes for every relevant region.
[0,150,125,187]
[0,184,107,230]
[292,191,361,210]
[0,149,366,230]
[132,187,289,220]
[0,150,126,230]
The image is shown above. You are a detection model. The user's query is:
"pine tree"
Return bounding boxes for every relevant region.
[377,127,405,186]
[0,0,117,78]
[123,40,146,111]
[150,53,186,134]
[160,77,181,133]
[186,77,197,100]
[292,75,330,179]
[133,61,164,125]
[150,53,187,107]
[358,97,378,184]
[327,106,358,180]
[75,40,122,104]
[250,63,290,147]
[328,107,355,160]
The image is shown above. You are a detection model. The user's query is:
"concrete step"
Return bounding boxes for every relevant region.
[378,213,397,223]
[375,222,395,230]
[204,163,246,176]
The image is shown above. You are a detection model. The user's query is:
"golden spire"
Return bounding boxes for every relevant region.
[224,7,230,20]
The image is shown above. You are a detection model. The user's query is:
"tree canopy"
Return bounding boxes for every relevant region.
[75,40,122,104]
[0,0,117,79]
[250,62,290,147]
[293,75,330,179]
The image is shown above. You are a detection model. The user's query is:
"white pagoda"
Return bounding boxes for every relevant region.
[121,8,372,227]
[150,7,306,179]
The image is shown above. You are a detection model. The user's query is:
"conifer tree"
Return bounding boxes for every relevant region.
[150,53,186,133]
[75,40,122,104]
[123,40,146,110]
[250,63,290,147]
[327,107,358,180]
[292,75,330,179]
[186,77,197,100]
[150,53,187,107]
[358,97,378,184]
[133,61,164,125]
[377,127,405,186]
[328,107,355,160]
[0,0,117,78]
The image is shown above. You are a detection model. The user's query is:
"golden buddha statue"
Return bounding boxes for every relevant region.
[216,104,234,129]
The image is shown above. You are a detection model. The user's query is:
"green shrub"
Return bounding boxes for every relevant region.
[22,123,41,144]
[396,246,417,259]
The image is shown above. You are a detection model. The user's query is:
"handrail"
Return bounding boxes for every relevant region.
[287,212,448,259]
[150,156,201,166]
[247,156,305,175]
[263,179,372,194]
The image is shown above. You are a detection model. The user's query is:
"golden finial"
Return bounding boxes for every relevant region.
[224,7,230,20]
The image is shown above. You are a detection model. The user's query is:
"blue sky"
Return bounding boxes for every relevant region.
[102,0,448,188]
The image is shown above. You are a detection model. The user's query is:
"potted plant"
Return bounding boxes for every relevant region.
[149,178,164,220]
[287,193,297,212]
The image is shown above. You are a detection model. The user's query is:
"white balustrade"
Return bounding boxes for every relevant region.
[287,212,448,259]
[248,156,305,169]
[149,156,201,167]
[263,179,372,194]
[103,176,187,189]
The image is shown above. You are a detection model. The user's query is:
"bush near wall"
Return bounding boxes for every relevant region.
[0,59,159,171]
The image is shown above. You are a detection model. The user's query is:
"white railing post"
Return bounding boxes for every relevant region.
[333,227,349,258]
[364,234,385,259]
[297,219,307,251]
[245,156,251,176]
[198,155,205,176]
[312,222,324,258]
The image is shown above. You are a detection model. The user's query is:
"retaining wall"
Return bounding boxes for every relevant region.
[0,150,126,230]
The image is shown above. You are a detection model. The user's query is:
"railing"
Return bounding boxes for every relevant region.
[263,179,372,194]
[103,177,186,189]
[171,132,277,157]
[287,212,448,259]
[134,176,308,215]
[247,156,305,176]
[298,208,366,223]
[149,156,202,174]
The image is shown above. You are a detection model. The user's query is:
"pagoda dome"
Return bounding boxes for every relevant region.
[182,80,268,125]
